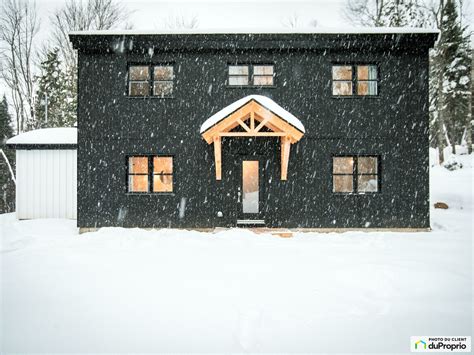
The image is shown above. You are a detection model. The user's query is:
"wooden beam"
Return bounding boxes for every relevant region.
[254,117,271,132]
[202,105,253,143]
[219,132,287,137]
[213,136,222,180]
[201,99,304,144]
[281,136,291,180]
[253,104,304,141]
[237,118,251,132]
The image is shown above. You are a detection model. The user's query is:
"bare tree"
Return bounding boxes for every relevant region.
[47,0,130,128]
[282,13,300,28]
[345,0,469,27]
[164,14,199,30]
[51,0,130,70]
[344,0,387,26]
[0,0,39,133]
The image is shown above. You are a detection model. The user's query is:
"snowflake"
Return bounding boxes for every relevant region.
[459,76,469,86]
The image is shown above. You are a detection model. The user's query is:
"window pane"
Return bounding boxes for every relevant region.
[153,81,173,96]
[129,157,148,174]
[357,66,369,80]
[368,81,378,95]
[333,175,353,193]
[332,81,352,95]
[129,82,149,96]
[153,157,173,174]
[129,66,149,81]
[254,65,273,75]
[357,81,369,95]
[153,174,173,192]
[242,161,259,213]
[358,175,378,192]
[358,81,377,95]
[253,76,273,86]
[357,65,377,80]
[129,175,148,192]
[229,65,249,75]
[368,65,377,80]
[332,65,352,80]
[229,76,249,86]
[358,157,378,174]
[333,157,354,174]
[154,66,173,80]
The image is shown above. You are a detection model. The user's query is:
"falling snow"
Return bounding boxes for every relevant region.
[1,155,471,353]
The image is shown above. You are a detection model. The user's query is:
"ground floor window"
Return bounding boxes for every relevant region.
[332,156,379,193]
[128,155,173,193]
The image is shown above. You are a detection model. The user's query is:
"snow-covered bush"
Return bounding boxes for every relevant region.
[443,145,469,162]
[443,154,463,171]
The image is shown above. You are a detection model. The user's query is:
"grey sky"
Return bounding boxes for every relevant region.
[2,0,347,97]
[2,0,471,97]
[128,0,346,29]
[34,0,346,41]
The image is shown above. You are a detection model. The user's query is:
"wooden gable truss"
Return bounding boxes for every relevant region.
[201,100,304,181]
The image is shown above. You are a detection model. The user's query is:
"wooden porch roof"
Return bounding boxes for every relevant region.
[200,96,305,181]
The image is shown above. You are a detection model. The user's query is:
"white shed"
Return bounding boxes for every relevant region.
[6,128,77,219]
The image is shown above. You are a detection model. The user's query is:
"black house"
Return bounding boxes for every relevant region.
[69,28,438,230]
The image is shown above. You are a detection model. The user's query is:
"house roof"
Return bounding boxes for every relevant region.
[70,27,438,52]
[200,95,305,135]
[6,128,77,148]
[69,27,439,36]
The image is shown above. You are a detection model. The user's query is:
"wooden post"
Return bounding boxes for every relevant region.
[213,136,222,180]
[281,136,291,180]
[250,111,255,131]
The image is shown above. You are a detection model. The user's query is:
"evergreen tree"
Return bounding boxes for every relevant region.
[1,95,14,143]
[0,95,16,213]
[34,48,76,129]
[430,0,471,153]
[346,0,472,156]
[381,0,430,27]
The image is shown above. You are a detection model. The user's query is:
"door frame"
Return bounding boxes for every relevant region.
[237,155,265,225]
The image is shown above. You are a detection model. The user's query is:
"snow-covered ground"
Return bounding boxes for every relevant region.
[1,156,472,353]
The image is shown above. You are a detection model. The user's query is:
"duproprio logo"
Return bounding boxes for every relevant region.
[411,336,471,352]
[415,340,427,350]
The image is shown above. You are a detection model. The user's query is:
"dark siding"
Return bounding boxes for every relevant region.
[76,34,433,228]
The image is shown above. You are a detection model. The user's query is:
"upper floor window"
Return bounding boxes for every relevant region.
[153,66,174,97]
[128,155,174,193]
[332,156,379,193]
[128,64,174,97]
[332,64,378,96]
[228,64,274,86]
[129,66,150,96]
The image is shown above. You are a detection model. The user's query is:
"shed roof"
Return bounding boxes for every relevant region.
[6,128,77,148]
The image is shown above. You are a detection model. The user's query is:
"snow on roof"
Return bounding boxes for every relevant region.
[7,127,77,145]
[70,26,439,36]
[200,95,305,134]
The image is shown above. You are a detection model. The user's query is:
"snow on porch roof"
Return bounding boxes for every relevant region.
[6,127,77,146]
[200,95,305,134]
[69,27,439,36]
